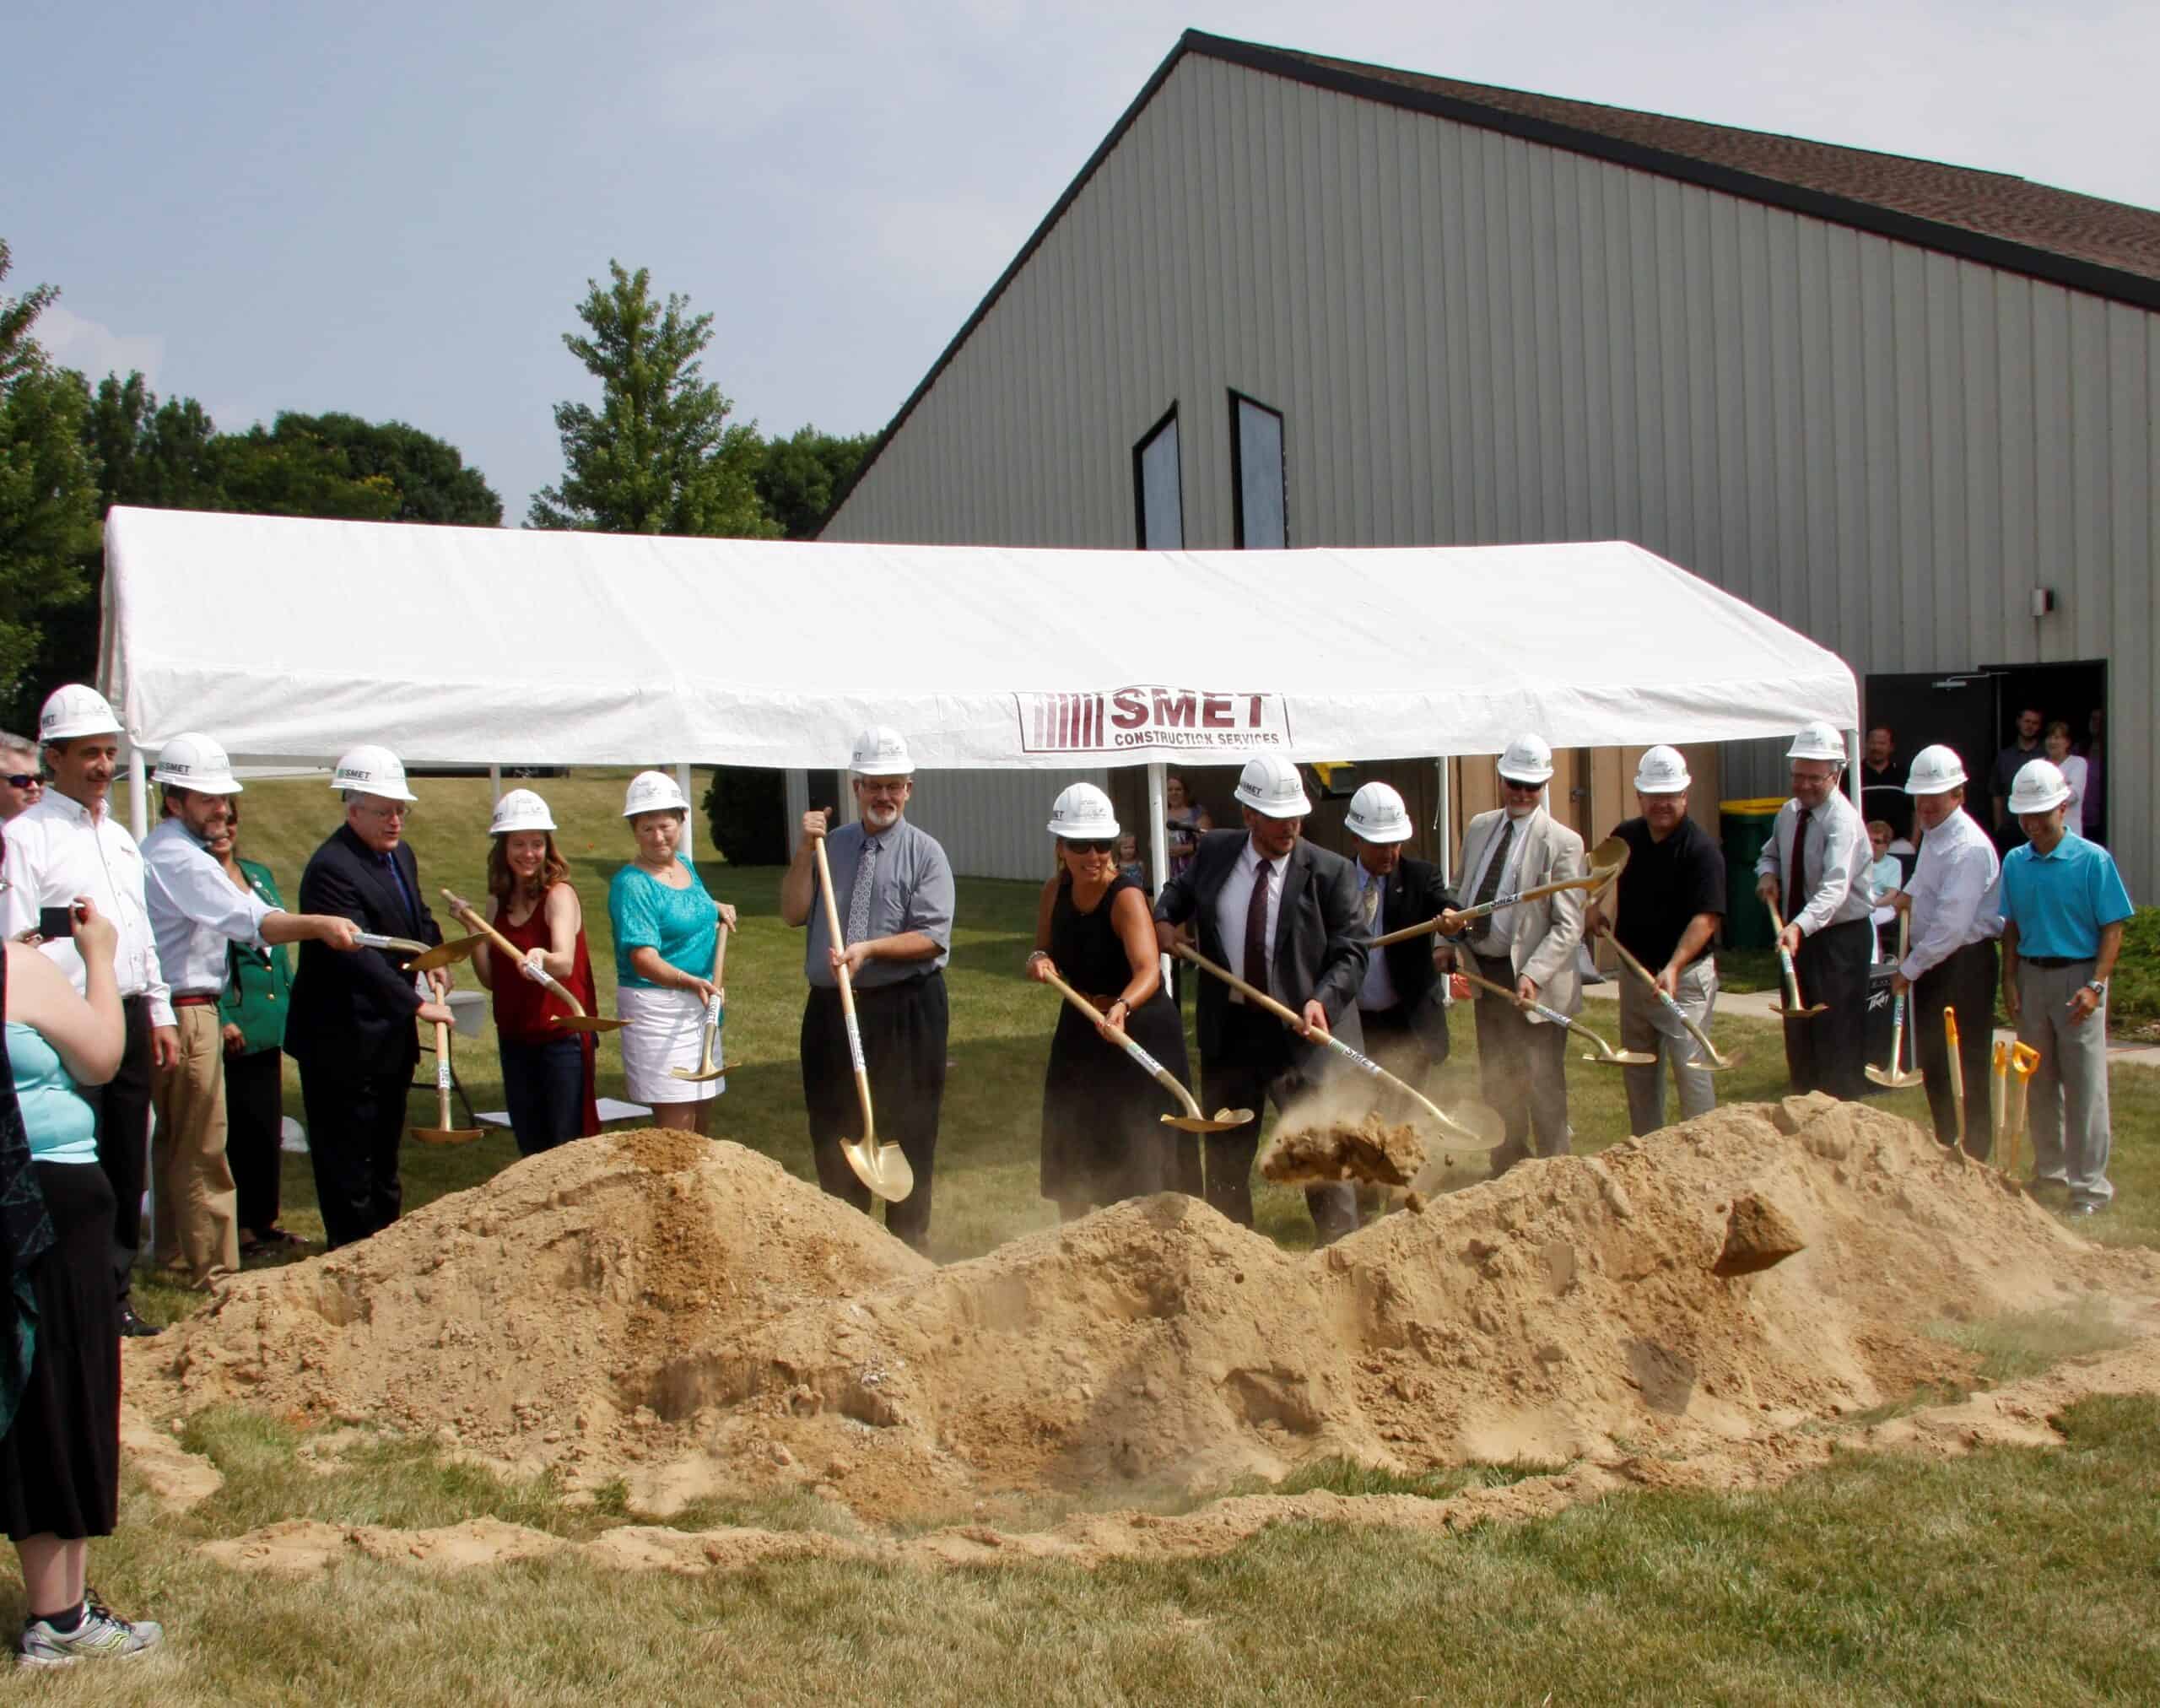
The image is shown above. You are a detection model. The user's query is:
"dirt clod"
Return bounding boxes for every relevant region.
[1261,1114,1425,1186]
[1713,1191,1809,1277]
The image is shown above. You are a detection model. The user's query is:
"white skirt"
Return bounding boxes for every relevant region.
[617,984,725,1104]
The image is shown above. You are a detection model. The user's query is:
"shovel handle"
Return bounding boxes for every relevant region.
[1945,1008,1966,1144]
[1037,965,1202,1119]
[354,932,432,957]
[810,836,876,1142]
[430,1019,454,1126]
[440,889,593,1021]
[1407,865,1619,938]
[1597,926,1727,1067]
[1766,901,1808,1010]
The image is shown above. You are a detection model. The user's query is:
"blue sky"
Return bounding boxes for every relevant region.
[8,1,2154,522]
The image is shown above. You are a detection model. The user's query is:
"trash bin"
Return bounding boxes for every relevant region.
[1720,797,1786,950]
[1862,963,1897,1084]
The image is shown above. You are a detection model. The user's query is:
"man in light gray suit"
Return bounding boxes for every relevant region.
[1153,754,1369,1244]
[1437,735,1585,1173]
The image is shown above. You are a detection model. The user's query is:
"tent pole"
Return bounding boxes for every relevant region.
[1434,758,1451,886]
[127,743,148,841]
[488,763,501,805]
[1844,729,1862,817]
[676,763,695,861]
[1148,761,1169,985]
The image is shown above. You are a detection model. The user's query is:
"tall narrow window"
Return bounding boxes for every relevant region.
[1132,406,1183,549]
[1229,391,1287,549]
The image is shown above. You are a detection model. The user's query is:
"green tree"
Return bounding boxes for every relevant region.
[85,371,223,511]
[211,420,400,522]
[0,241,98,719]
[271,411,502,525]
[753,425,875,540]
[529,261,775,537]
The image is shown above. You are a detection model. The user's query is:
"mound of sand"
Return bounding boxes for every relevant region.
[139,1097,2160,1532]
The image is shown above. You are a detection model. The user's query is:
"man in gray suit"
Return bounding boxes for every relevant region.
[1153,754,1369,1244]
[1437,735,1585,1173]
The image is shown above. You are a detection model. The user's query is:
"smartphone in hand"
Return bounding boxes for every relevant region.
[37,905,77,942]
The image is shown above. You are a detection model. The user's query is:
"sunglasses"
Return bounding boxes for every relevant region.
[3,775,38,791]
[1065,839,1115,854]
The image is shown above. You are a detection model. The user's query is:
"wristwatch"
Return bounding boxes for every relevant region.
[2086,979,2108,998]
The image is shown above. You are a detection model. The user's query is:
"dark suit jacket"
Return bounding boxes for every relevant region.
[1370,854,1451,1062]
[285,824,442,1077]
[1154,829,1368,1068]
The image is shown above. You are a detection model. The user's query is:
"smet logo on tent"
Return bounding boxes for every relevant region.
[1016,688,1292,754]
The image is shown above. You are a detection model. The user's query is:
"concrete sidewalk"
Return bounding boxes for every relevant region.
[1580,974,2160,1069]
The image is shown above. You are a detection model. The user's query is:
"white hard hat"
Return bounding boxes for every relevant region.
[1497,733,1554,786]
[1344,781,1412,844]
[622,770,691,818]
[152,731,241,794]
[1785,722,1846,763]
[1632,744,1691,793]
[1234,754,1312,818]
[2007,758,2071,815]
[490,787,557,835]
[849,725,915,776]
[39,684,122,743]
[332,743,418,803]
[1903,745,1968,796]
[1046,782,1119,840]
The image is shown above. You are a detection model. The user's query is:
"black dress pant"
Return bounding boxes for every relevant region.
[298,1056,413,1250]
[802,972,948,1251]
[224,1046,285,1235]
[1784,917,1873,1101]
[1198,1003,1357,1243]
[1914,938,1999,1155]
[85,994,154,1304]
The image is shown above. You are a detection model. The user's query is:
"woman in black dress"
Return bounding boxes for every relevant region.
[1027,784,1195,1219]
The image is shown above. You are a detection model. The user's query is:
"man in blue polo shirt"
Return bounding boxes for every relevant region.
[1997,759,2133,1216]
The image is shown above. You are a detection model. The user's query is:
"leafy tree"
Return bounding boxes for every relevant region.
[85,371,222,512]
[211,421,399,522]
[271,411,502,526]
[529,261,775,538]
[754,425,875,540]
[0,242,98,720]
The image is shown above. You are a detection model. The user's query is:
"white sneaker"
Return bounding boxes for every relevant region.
[16,1603,165,1668]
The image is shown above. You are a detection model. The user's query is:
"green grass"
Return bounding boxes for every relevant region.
[40,769,2160,1701]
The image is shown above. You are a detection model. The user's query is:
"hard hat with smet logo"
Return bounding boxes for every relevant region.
[332,744,418,803]
[153,732,242,794]
[1046,783,1119,840]
[1785,722,1846,763]
[1632,745,1690,793]
[1344,781,1412,844]
[849,726,915,777]
[1902,746,1968,796]
[621,770,691,819]
[39,684,124,743]
[1234,755,1311,818]
[490,788,558,834]
[2007,759,2071,816]
[1497,733,1554,786]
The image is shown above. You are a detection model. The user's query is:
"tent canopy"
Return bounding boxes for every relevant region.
[102,507,1855,768]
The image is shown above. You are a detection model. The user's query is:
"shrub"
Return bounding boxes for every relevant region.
[701,768,787,866]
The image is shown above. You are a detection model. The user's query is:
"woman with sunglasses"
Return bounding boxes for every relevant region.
[1025,784,1191,1220]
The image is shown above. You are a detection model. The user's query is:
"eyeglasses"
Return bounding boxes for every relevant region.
[3,775,38,791]
[1064,839,1115,854]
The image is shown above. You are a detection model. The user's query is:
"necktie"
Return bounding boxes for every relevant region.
[845,836,878,946]
[1361,875,1382,931]
[1785,807,1812,926]
[379,851,418,932]
[1243,857,1273,997]
[1472,816,1515,911]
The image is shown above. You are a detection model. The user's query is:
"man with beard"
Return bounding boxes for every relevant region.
[140,732,360,1284]
[781,727,955,1251]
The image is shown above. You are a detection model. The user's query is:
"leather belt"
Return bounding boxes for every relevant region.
[172,992,221,1008]
[2020,954,2087,969]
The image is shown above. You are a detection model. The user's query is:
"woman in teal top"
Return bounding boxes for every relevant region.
[212,803,299,1253]
[607,771,737,1135]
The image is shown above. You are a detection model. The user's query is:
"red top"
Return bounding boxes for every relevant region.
[490,886,601,1137]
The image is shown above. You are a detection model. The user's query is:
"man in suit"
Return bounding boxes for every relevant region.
[1438,735,1585,1173]
[286,745,454,1249]
[1153,754,1369,1245]
[1342,782,1450,1088]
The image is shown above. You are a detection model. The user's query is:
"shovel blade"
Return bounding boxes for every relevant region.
[552,1015,629,1033]
[1863,1065,1925,1089]
[1161,1105,1255,1132]
[1773,1003,1828,1019]
[402,934,486,972]
[1434,1100,1506,1147]
[411,1127,484,1147]
[1585,1051,1660,1067]
[842,1134,914,1203]
[667,1064,732,1083]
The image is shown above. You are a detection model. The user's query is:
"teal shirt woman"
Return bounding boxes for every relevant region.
[609,856,719,988]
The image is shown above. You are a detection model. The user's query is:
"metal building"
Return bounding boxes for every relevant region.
[821,30,2157,895]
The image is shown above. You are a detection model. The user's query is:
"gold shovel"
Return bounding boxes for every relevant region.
[1368,835,1632,949]
[1765,901,1828,1019]
[1945,1008,1966,1146]
[811,835,913,1203]
[1597,926,1739,1070]
[437,889,628,1033]
[2003,1041,2039,1181]
[401,933,489,973]
[668,915,733,1084]
[1863,913,1924,1089]
[1037,965,1250,1132]
[410,1019,483,1145]
[1452,964,1655,1067]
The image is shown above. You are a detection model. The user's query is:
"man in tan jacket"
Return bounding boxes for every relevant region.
[1437,735,1585,1173]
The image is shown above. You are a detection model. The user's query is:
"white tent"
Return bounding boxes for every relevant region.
[103,506,1854,770]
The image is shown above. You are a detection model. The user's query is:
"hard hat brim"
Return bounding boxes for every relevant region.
[1497,767,1553,786]
[155,772,243,795]
[1632,776,1690,794]
[1235,786,1313,817]
[1347,819,1412,844]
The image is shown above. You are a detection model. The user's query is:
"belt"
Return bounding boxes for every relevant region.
[2020,954,2089,969]
[172,992,221,1008]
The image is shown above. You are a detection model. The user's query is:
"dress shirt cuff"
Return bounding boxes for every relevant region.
[148,992,176,1030]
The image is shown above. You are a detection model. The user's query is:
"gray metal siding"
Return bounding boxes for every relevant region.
[826,55,2156,897]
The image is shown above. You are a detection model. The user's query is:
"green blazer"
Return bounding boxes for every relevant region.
[219,856,294,1054]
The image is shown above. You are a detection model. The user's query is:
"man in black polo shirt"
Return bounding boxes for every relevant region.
[1585,745,1725,1136]
[1858,725,1912,845]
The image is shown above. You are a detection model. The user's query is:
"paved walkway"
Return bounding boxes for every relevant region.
[1580,974,2160,1069]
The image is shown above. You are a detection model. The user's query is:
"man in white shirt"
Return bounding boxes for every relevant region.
[141,733,361,1285]
[0,686,178,1335]
[1753,722,1875,1101]
[1885,745,2001,1155]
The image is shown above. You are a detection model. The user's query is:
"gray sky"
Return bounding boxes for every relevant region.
[9,1,2155,523]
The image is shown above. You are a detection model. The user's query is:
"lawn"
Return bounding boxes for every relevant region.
[47,769,2160,1700]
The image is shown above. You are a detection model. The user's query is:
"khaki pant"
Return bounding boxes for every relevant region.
[151,1003,240,1285]
[1617,959,1720,1136]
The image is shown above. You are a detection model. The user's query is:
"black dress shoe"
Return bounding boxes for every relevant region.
[116,1303,162,1338]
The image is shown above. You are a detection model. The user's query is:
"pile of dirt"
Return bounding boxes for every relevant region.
[1261,1113,1424,1186]
[138,1097,2160,1532]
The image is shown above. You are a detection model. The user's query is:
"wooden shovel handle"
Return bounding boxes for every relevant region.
[440,889,591,1019]
[1038,964,1199,1116]
[810,835,876,1141]
[1596,926,1726,1064]
[429,1019,454,1126]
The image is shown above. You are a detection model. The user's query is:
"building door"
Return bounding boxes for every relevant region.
[1982,658,2107,844]
[1862,671,1998,806]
